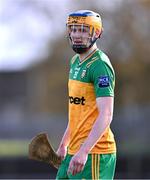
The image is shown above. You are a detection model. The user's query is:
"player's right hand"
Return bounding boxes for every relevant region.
[56,144,67,160]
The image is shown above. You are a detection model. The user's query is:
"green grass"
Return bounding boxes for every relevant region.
[0,139,29,157]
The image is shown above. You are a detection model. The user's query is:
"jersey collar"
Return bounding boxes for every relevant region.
[78,48,98,66]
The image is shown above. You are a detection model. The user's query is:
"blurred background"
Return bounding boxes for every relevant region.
[0,0,150,179]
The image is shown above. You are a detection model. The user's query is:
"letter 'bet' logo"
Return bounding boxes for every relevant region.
[98,76,110,88]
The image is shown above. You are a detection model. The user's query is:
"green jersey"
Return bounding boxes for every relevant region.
[68,49,116,155]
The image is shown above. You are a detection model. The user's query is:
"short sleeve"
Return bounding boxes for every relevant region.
[90,60,115,97]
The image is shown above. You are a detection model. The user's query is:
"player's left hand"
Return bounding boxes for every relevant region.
[67,150,88,176]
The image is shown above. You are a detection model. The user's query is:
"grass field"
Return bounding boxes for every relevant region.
[0,139,28,157]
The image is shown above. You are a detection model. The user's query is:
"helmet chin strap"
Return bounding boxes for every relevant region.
[71,36,98,54]
[72,44,89,54]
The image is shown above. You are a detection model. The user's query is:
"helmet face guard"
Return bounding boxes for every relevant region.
[66,10,103,54]
[67,24,96,54]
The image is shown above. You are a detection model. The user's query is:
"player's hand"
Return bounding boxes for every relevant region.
[56,144,67,160]
[67,150,88,176]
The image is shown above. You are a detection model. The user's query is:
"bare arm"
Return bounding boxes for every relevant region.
[57,124,70,159]
[58,124,70,148]
[80,96,114,153]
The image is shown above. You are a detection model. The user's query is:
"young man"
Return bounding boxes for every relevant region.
[56,10,116,179]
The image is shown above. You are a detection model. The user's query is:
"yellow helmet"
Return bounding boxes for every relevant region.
[67,10,103,36]
[66,10,103,53]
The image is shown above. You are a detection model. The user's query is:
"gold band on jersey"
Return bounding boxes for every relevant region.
[92,154,100,179]
[92,154,95,179]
